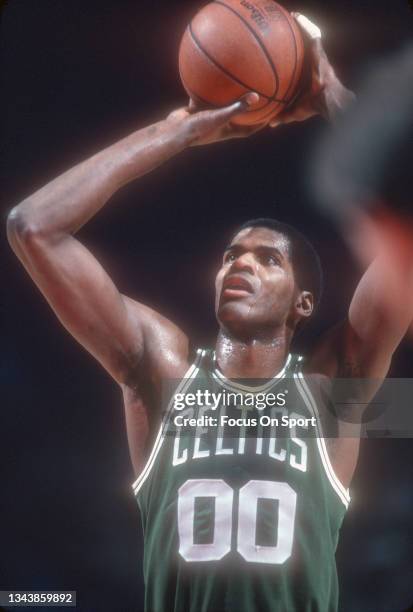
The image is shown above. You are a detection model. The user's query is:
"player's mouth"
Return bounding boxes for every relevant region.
[222,275,254,299]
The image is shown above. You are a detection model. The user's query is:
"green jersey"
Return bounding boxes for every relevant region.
[133,349,350,612]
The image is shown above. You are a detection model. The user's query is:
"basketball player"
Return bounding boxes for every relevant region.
[6,14,408,612]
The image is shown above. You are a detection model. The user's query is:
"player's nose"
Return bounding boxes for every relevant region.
[230,252,255,274]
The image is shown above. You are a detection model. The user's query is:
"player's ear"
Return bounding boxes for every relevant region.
[295,290,314,320]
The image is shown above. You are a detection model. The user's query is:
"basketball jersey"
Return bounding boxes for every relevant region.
[132,349,350,612]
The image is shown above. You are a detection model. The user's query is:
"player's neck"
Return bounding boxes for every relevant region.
[214,329,291,380]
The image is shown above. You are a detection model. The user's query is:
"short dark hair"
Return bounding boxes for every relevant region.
[232,218,323,311]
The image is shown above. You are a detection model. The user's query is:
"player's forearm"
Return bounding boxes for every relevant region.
[7,117,192,239]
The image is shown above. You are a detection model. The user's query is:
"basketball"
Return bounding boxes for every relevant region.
[178,0,305,126]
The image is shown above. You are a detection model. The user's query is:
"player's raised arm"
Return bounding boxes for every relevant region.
[6,98,254,386]
[311,210,413,382]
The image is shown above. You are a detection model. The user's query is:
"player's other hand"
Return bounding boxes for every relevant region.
[269,13,355,127]
[167,93,267,146]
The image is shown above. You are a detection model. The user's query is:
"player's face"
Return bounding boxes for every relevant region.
[215,227,308,337]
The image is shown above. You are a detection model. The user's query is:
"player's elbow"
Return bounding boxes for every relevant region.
[7,203,44,253]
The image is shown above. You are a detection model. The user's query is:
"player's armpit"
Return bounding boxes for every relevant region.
[308,316,393,383]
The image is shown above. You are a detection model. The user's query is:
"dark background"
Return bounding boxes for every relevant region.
[1,0,413,610]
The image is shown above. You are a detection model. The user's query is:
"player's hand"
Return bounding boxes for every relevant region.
[167,93,266,146]
[269,13,355,127]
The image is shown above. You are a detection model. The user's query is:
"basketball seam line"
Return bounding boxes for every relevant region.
[188,24,283,112]
[273,4,299,105]
[189,21,276,104]
[188,23,290,110]
[214,0,302,107]
[213,0,280,98]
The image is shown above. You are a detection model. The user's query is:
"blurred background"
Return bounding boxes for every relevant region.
[1,0,413,610]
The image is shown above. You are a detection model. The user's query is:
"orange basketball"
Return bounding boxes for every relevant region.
[178,0,305,126]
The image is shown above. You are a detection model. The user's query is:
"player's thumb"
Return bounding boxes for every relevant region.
[212,92,259,123]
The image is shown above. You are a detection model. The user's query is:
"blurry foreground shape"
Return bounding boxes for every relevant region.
[311,43,413,338]
[312,43,413,220]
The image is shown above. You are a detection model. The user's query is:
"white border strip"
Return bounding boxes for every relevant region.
[132,349,205,495]
[294,371,351,508]
[212,352,292,393]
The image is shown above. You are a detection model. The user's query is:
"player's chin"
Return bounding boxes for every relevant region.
[216,300,255,331]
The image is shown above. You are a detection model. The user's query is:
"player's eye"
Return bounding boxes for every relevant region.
[225,252,236,263]
[261,254,279,266]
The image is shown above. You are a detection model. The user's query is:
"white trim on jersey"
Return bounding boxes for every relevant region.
[132,349,206,496]
[294,370,351,509]
[212,352,292,393]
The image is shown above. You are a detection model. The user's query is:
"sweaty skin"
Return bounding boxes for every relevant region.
[215,229,303,344]
[7,29,412,492]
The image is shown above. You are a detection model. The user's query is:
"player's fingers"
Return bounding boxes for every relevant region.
[239,92,260,107]
[210,92,260,123]
[187,92,260,144]
[269,114,296,127]
[269,112,313,127]
[269,105,315,127]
